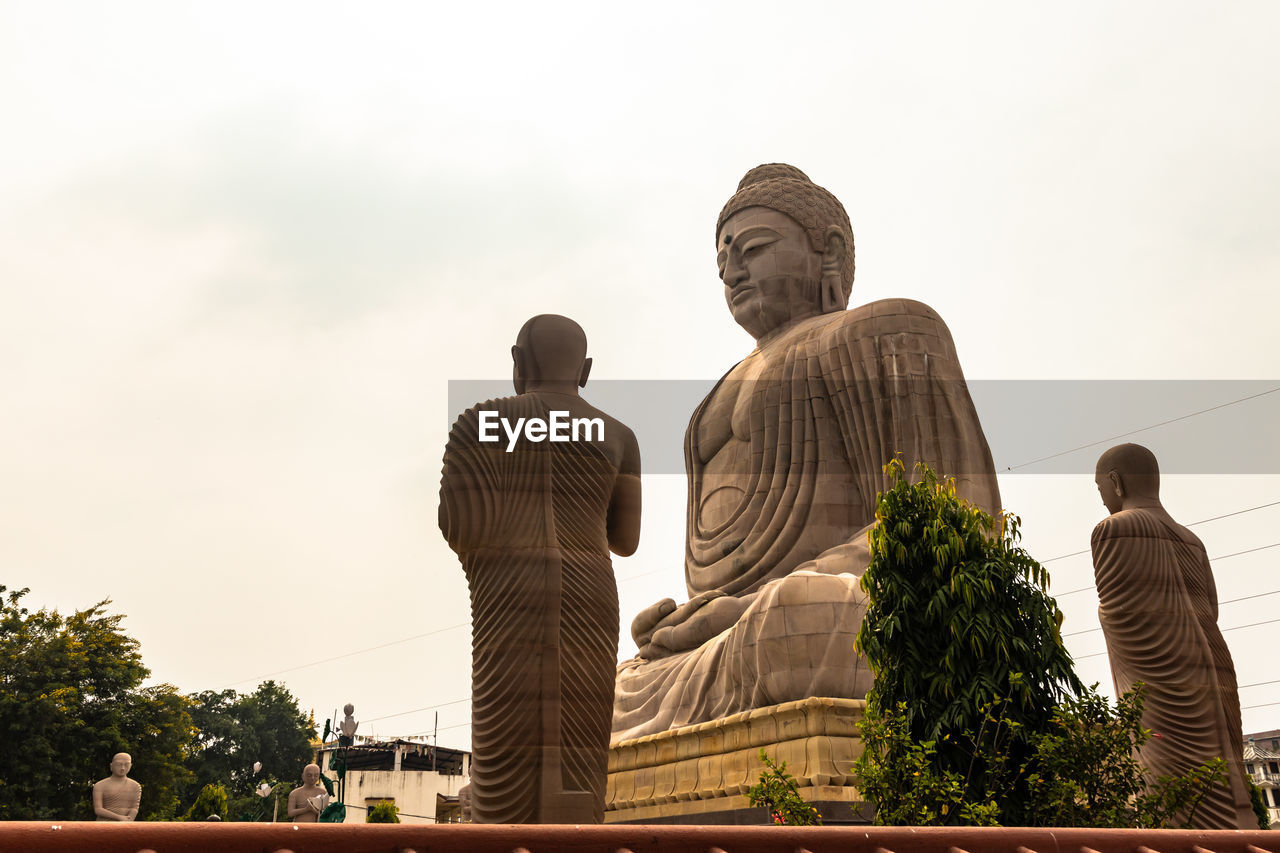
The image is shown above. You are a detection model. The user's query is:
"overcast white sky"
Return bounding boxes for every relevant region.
[2,1,1278,760]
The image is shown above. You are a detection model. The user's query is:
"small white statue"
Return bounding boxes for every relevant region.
[92,753,141,821]
[338,703,358,745]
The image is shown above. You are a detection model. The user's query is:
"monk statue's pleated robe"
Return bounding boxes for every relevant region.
[440,394,619,824]
[1091,507,1256,829]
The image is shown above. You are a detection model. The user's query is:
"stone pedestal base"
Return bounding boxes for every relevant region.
[605,697,868,824]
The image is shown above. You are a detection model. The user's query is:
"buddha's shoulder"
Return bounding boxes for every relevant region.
[808,298,958,352]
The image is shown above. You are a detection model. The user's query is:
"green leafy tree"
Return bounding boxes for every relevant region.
[0,586,195,820]
[854,463,1237,827]
[366,799,401,823]
[180,681,314,820]
[183,782,228,821]
[746,750,822,825]
[855,460,1082,825]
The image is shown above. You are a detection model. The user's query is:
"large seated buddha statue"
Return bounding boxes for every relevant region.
[612,164,1001,741]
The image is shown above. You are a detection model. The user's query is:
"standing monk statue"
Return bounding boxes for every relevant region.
[439,314,642,824]
[1091,443,1255,829]
[92,752,141,821]
[613,164,1000,741]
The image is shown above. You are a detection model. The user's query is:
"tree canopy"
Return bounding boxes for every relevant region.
[0,585,194,820]
[181,681,316,819]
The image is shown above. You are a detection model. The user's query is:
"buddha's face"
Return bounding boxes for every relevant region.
[717,207,824,341]
[111,754,131,777]
[303,765,320,785]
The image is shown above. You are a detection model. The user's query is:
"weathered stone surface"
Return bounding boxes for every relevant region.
[606,698,866,823]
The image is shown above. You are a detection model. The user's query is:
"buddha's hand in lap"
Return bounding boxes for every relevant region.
[633,591,756,660]
[627,535,871,661]
[632,590,732,660]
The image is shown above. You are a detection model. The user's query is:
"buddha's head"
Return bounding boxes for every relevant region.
[716,164,854,341]
[1095,443,1161,514]
[512,314,591,394]
[110,753,132,778]
[303,763,321,785]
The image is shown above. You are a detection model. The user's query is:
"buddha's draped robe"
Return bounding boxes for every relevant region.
[440,394,619,823]
[1091,507,1255,829]
[613,299,1000,742]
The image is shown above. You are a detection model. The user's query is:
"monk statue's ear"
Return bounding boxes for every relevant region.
[1108,470,1125,499]
[821,225,847,312]
[512,344,531,394]
[578,357,593,389]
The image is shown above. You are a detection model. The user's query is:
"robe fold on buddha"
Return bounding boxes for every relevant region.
[613,299,1001,742]
[441,395,619,823]
[1091,508,1255,829]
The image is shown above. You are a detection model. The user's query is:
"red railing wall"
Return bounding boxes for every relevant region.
[0,823,1273,853]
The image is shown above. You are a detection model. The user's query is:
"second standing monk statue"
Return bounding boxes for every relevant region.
[439,314,641,824]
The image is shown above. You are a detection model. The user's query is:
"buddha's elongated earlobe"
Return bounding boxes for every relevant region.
[821,226,847,312]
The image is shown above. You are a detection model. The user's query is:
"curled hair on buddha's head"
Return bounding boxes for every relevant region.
[716,163,856,304]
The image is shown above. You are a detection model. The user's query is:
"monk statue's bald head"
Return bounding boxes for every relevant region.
[1095,443,1161,514]
[512,314,592,394]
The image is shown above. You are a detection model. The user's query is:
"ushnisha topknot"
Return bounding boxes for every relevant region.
[716,163,856,302]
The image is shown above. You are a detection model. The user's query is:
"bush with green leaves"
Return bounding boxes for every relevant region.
[856,460,1082,825]
[182,783,228,821]
[746,750,821,826]
[1024,686,1226,827]
[1249,781,1271,830]
[854,462,1231,827]
[366,799,400,823]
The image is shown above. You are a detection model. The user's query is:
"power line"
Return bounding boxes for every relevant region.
[1042,499,1280,566]
[1073,616,1280,660]
[1242,701,1280,711]
[1004,386,1280,471]
[363,697,470,724]
[222,623,468,688]
[364,616,1280,730]
[1055,540,1280,598]
[214,496,1278,689]
[403,720,470,737]
[1062,588,1280,636]
[1240,679,1280,690]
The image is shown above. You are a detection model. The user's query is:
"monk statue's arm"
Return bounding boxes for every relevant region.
[607,424,642,557]
[123,786,140,821]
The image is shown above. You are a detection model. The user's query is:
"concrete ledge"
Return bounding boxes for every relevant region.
[606,697,867,823]
[0,821,1274,853]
